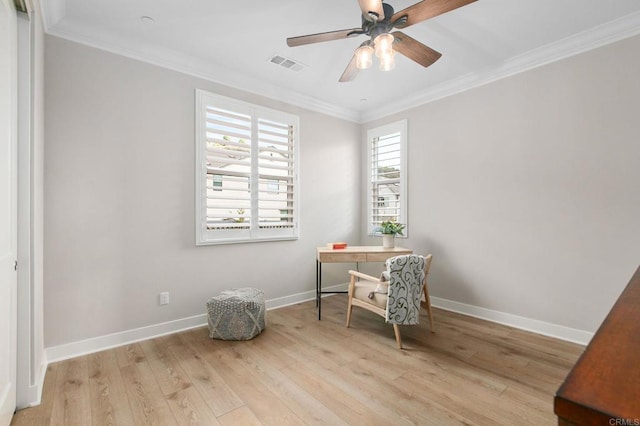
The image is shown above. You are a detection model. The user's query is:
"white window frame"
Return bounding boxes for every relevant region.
[195,90,300,245]
[366,119,408,236]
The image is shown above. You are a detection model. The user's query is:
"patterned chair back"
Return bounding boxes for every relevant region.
[385,255,427,325]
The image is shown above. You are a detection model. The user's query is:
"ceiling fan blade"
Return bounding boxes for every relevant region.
[358,0,385,21]
[339,53,359,82]
[392,31,442,68]
[391,0,477,28]
[287,28,363,47]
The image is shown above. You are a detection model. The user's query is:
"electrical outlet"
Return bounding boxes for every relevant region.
[159,292,170,305]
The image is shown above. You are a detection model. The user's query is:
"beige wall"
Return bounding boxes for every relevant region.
[44,36,361,347]
[45,31,640,349]
[362,34,640,333]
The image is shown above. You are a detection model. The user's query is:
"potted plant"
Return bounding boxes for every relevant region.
[375,220,405,248]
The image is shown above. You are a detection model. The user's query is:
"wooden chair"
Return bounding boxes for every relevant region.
[345,254,434,349]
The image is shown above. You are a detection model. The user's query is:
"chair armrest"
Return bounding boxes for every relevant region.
[348,270,381,283]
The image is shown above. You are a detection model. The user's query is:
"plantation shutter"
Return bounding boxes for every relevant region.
[196,90,299,245]
[370,132,402,227]
[204,106,252,230]
[367,119,407,236]
[257,118,296,229]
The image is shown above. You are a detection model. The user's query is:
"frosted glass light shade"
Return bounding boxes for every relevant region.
[355,45,374,69]
[374,33,394,58]
[379,50,396,71]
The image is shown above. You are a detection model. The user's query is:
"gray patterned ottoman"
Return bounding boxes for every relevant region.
[206,288,266,340]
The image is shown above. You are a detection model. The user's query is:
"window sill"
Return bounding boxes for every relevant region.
[196,235,299,246]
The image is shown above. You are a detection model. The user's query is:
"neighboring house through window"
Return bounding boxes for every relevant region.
[212,175,223,191]
[367,119,407,236]
[195,90,299,245]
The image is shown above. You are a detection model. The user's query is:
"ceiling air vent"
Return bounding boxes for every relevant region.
[268,54,306,72]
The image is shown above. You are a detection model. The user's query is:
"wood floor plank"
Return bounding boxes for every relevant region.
[139,337,192,396]
[277,308,439,424]
[398,367,533,425]
[164,387,220,426]
[231,340,348,425]
[496,385,557,424]
[268,309,367,367]
[217,406,261,426]
[506,328,584,366]
[49,357,92,426]
[115,343,146,368]
[468,349,559,395]
[167,333,244,417]
[87,350,136,426]
[346,334,513,425]
[284,341,437,425]
[193,339,304,425]
[12,295,584,426]
[120,360,177,426]
[284,360,384,425]
[235,328,299,370]
[344,364,472,425]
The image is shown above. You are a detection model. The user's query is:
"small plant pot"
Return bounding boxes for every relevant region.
[382,234,395,248]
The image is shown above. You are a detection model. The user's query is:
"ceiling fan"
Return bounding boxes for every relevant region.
[286,0,477,82]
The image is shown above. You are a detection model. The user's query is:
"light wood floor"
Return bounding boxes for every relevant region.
[12,295,584,426]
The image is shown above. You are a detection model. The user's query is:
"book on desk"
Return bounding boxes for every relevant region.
[327,242,348,250]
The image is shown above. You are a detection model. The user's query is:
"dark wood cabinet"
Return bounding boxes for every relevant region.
[554,266,640,425]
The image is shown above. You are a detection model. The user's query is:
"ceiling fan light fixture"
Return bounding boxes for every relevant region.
[355,45,374,69]
[287,0,478,82]
[374,33,394,58]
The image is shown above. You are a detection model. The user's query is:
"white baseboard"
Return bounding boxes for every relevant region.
[15,360,47,409]
[0,382,14,426]
[45,285,589,364]
[265,283,348,310]
[45,313,209,364]
[45,283,350,364]
[431,296,593,346]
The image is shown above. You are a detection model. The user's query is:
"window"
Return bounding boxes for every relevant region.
[212,175,223,191]
[367,120,407,236]
[267,180,279,194]
[195,90,299,245]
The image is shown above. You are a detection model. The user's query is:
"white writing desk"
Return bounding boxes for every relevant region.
[315,246,412,320]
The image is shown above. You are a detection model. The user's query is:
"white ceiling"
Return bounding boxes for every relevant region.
[40,0,640,122]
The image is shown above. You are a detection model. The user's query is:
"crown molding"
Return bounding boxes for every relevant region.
[38,0,63,31]
[40,2,640,124]
[360,10,640,123]
[45,23,361,123]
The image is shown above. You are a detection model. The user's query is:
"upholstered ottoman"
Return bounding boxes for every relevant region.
[206,288,266,340]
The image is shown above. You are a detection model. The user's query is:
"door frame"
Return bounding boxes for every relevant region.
[16,1,46,408]
[0,0,19,423]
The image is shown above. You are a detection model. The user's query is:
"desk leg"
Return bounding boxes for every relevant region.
[317,260,322,320]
